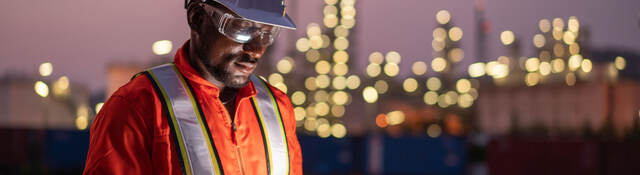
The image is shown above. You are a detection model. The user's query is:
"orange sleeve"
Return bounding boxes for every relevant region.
[83,95,153,175]
[286,111,303,175]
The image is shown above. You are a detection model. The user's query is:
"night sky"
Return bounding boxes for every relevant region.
[1,0,638,93]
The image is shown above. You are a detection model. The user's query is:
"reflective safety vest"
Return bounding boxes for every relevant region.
[143,63,290,175]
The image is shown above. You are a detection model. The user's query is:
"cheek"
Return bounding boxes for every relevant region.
[200,31,245,63]
[212,43,244,62]
[202,40,226,64]
[217,37,244,53]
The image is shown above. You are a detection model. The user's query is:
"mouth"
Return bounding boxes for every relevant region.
[231,56,258,75]
[234,61,257,74]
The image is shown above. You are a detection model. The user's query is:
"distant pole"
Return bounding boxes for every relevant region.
[474,0,487,62]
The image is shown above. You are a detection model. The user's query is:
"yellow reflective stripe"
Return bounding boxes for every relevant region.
[250,75,290,175]
[251,96,273,174]
[282,6,287,16]
[251,96,274,167]
[171,64,223,175]
[256,79,290,175]
[147,70,193,175]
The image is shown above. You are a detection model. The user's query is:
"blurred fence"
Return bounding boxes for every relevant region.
[10,128,640,175]
[299,134,466,175]
[0,128,467,175]
[0,129,89,174]
[487,138,640,175]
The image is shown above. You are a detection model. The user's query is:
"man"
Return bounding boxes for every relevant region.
[83,0,302,174]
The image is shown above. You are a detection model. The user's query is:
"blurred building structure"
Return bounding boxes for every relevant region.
[1,0,639,174]
[0,75,91,174]
[478,65,640,137]
[0,75,90,130]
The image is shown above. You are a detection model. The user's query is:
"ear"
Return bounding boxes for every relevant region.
[187,3,205,32]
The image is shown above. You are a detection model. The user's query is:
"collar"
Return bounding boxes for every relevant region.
[173,41,257,99]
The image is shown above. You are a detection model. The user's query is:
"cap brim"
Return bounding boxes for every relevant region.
[212,0,296,29]
[231,8,297,30]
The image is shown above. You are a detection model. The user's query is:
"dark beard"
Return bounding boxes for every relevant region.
[196,49,257,88]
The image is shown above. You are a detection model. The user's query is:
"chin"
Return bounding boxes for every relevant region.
[225,75,250,88]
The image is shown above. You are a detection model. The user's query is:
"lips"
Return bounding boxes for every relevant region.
[233,61,257,74]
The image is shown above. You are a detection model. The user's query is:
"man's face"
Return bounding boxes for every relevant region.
[193,4,274,88]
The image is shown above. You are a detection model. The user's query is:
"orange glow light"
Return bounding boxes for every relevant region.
[376,114,388,128]
[445,114,464,136]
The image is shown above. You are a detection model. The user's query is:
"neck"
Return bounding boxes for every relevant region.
[186,40,227,91]
[220,87,238,104]
[186,40,239,106]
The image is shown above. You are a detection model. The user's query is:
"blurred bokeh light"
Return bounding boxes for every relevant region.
[2,0,640,174]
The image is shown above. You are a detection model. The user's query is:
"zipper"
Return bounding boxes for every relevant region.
[223,98,247,175]
[232,122,237,131]
[236,146,247,175]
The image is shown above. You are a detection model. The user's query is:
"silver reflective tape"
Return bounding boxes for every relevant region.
[149,64,216,175]
[250,75,289,175]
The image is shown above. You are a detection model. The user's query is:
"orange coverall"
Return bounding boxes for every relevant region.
[83,42,302,175]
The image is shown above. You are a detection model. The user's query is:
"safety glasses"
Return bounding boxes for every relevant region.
[201,3,281,45]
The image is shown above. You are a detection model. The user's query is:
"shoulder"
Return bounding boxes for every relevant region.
[102,72,161,123]
[90,72,160,142]
[111,72,158,104]
[260,80,292,109]
[258,79,300,133]
[259,80,297,117]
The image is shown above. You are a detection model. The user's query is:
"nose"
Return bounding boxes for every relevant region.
[242,39,268,59]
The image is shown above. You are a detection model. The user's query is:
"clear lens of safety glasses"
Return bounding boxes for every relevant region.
[218,13,280,45]
[203,3,280,45]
